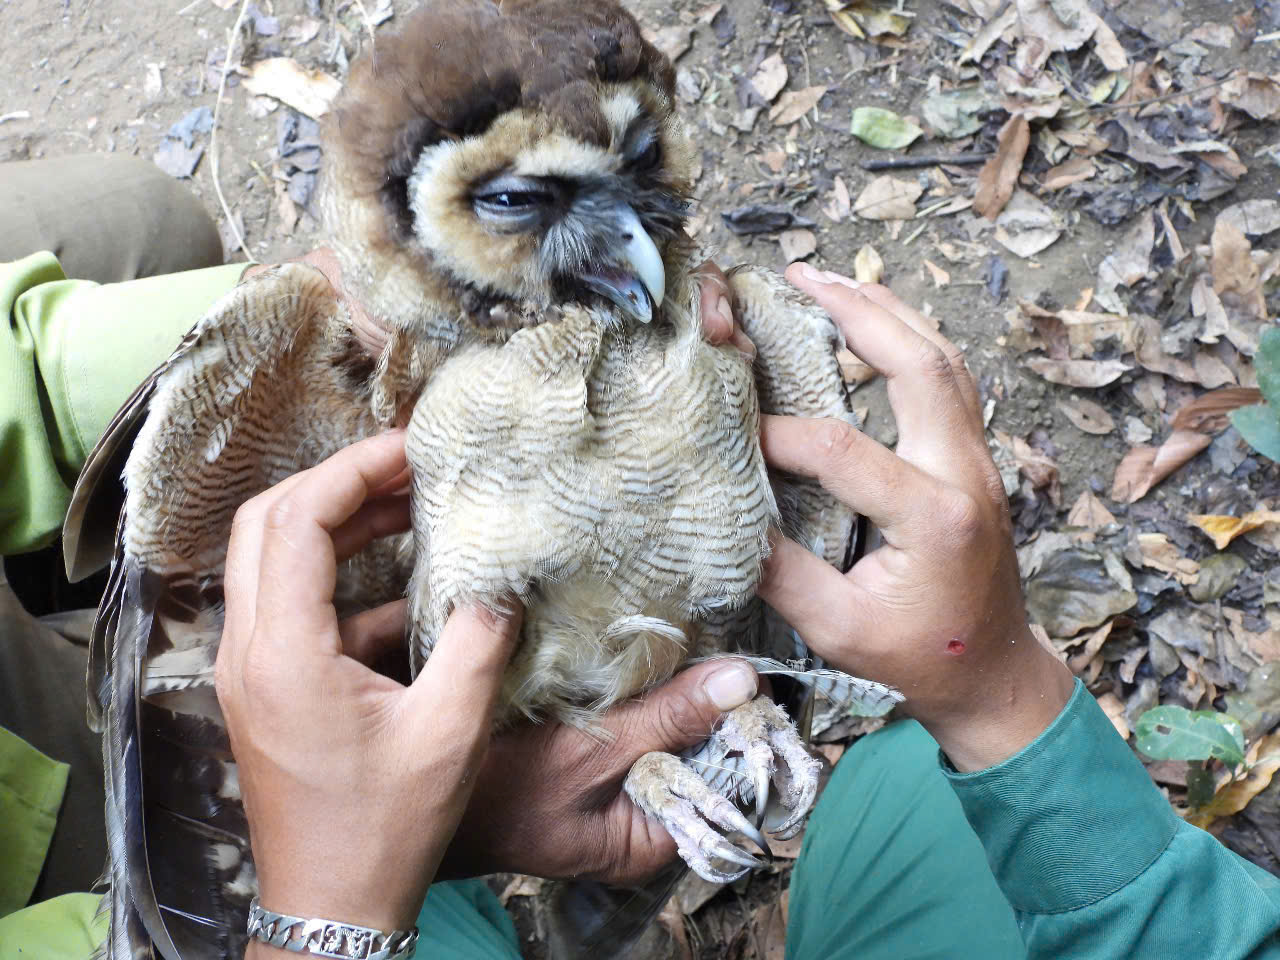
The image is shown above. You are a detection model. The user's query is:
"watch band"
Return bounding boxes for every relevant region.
[246,897,419,960]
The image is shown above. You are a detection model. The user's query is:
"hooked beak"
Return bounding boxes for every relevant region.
[580,206,666,323]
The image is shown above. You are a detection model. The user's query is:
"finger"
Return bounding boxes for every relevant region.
[785,263,975,451]
[760,414,935,536]
[253,431,408,652]
[406,601,524,732]
[695,261,735,345]
[853,282,982,424]
[338,599,409,666]
[330,495,412,562]
[757,536,879,661]
[599,659,759,768]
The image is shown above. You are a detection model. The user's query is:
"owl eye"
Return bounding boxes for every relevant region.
[479,190,551,209]
[632,138,662,171]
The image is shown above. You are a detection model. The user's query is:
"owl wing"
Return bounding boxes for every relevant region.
[67,264,384,960]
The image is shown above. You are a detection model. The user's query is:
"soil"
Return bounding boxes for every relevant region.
[3,0,1279,957]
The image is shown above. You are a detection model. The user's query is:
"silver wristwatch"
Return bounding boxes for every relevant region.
[246,897,419,960]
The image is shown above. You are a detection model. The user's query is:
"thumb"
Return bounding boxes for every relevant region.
[606,659,759,758]
[406,602,524,729]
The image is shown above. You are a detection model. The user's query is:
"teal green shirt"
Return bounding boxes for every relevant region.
[946,680,1280,958]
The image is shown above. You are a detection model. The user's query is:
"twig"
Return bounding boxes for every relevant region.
[1088,76,1236,113]
[209,0,254,263]
[176,0,205,15]
[862,153,991,171]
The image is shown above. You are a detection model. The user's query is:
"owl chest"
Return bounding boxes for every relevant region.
[405,321,777,719]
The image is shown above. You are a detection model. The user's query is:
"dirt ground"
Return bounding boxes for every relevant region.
[3,0,1280,957]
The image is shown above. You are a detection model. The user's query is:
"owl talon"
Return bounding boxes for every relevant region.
[625,751,771,883]
[716,696,822,841]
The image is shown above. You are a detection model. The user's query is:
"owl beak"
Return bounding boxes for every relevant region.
[581,206,666,323]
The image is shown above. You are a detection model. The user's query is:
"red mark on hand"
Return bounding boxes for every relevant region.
[946,640,966,655]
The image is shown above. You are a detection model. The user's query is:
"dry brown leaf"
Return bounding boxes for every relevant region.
[854,175,922,220]
[1095,214,1155,314]
[822,175,851,222]
[1211,219,1267,321]
[1058,397,1116,435]
[1136,532,1201,585]
[1224,608,1280,664]
[1042,155,1097,190]
[646,25,693,62]
[959,6,1018,64]
[1187,731,1280,830]
[1067,489,1117,528]
[1218,199,1280,238]
[1170,387,1264,434]
[748,889,789,960]
[1068,621,1116,675]
[240,58,342,120]
[1025,357,1130,387]
[1110,430,1213,503]
[1189,510,1280,550]
[853,244,884,284]
[1097,691,1131,739]
[657,898,696,960]
[770,85,828,125]
[780,228,817,262]
[1058,310,1138,358]
[975,114,1030,220]
[498,874,545,905]
[751,53,789,102]
[923,260,950,287]
[838,349,878,385]
[1220,71,1280,120]
[1091,19,1129,71]
[993,429,1060,503]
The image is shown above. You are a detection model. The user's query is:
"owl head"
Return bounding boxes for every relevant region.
[324,0,697,332]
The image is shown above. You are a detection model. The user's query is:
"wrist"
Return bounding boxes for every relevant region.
[927,629,1075,773]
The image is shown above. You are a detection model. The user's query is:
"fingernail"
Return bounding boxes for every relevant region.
[795,262,830,285]
[823,272,861,291]
[716,294,734,327]
[705,661,758,712]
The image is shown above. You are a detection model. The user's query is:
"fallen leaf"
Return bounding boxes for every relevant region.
[1067,489,1117,527]
[1220,71,1280,121]
[920,87,992,138]
[1042,155,1097,190]
[240,58,342,120]
[1224,609,1280,664]
[1169,387,1265,434]
[748,889,789,960]
[838,349,878,385]
[1091,18,1130,70]
[1189,510,1280,550]
[1136,532,1201,585]
[1124,415,1154,445]
[761,147,787,174]
[657,898,695,960]
[822,176,851,222]
[674,871,727,915]
[993,189,1063,258]
[959,6,1018,63]
[1016,0,1098,56]
[1095,213,1155,314]
[647,25,693,62]
[499,874,544,905]
[853,244,884,284]
[751,53,788,102]
[993,429,1061,503]
[854,175,922,220]
[1211,219,1266,321]
[923,260,950,287]
[1026,357,1130,387]
[1187,731,1280,829]
[780,229,817,262]
[770,85,828,125]
[975,114,1030,220]
[1110,430,1213,503]
[1068,621,1117,674]
[850,106,923,149]
[720,205,816,235]
[1098,691,1132,739]
[1023,547,1137,636]
[1058,397,1116,435]
[1218,199,1280,237]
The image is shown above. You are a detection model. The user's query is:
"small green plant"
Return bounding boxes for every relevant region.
[1231,326,1280,461]
[1136,705,1247,808]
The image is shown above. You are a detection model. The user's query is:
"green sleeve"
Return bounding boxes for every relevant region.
[944,679,1280,958]
[0,253,244,556]
[0,727,68,918]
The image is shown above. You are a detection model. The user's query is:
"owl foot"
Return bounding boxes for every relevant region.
[624,752,771,883]
[715,696,822,840]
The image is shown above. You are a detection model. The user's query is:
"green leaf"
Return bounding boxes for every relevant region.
[850,107,923,150]
[1135,706,1246,766]
[1231,403,1280,462]
[1257,326,1280,409]
[1185,761,1216,808]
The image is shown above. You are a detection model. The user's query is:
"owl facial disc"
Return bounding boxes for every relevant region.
[581,205,665,323]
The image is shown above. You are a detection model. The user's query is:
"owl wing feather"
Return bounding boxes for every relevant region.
[72,265,384,960]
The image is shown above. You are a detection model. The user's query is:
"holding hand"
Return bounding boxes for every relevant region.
[759,264,1074,772]
[215,431,521,943]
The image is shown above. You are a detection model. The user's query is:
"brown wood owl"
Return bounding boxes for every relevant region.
[64,2,899,957]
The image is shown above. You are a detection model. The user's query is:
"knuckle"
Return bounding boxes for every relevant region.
[262,496,302,534]
[914,340,955,382]
[940,491,985,544]
[814,417,860,468]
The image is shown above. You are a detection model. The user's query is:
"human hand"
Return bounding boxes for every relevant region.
[437,657,761,886]
[214,431,522,944]
[757,264,1074,773]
